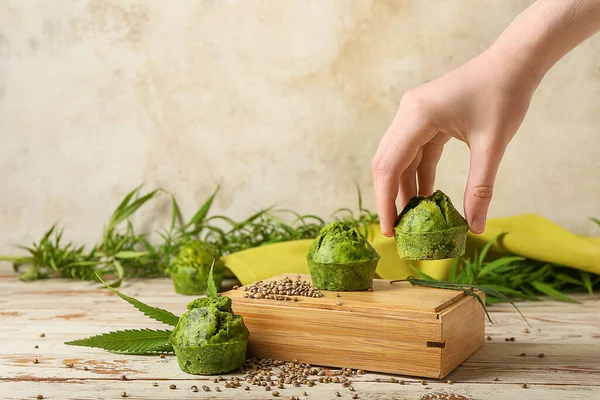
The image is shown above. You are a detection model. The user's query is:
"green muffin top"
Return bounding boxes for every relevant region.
[395,190,467,234]
[307,222,380,264]
[171,240,221,271]
[169,296,249,349]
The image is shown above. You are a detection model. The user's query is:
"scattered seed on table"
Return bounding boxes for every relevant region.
[538,353,545,358]
[524,328,530,333]
[447,380,453,384]
[335,391,341,397]
[336,301,342,306]
[505,338,510,342]
[66,363,74,368]
[120,374,127,380]
[357,369,364,375]
[191,385,198,392]
[336,293,340,297]
[233,285,239,289]
[487,336,492,341]
[33,359,39,364]
[494,378,499,382]
[421,380,427,385]
[120,392,127,398]
[375,378,381,382]
[367,288,372,292]
[265,386,271,391]
[39,333,45,338]
[34,345,39,349]
[36,396,43,400]
[522,383,528,388]
[244,386,250,391]
[302,391,308,396]
[83,366,88,371]
[278,384,285,389]
[520,353,527,357]
[352,394,359,399]
[202,385,210,392]
[349,385,355,391]
[215,387,221,392]
[272,391,280,397]
[169,384,176,390]
[510,337,516,342]
[152,382,158,387]
[399,380,405,385]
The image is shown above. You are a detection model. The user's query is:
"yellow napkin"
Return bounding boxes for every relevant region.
[222,214,600,285]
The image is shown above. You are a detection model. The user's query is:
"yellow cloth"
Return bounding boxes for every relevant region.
[222,214,600,285]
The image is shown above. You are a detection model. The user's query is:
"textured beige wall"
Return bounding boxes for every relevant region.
[1,0,599,253]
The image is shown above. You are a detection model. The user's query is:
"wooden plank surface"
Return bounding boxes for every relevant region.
[1,265,599,400]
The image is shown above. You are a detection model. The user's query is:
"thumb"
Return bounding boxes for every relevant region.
[464,141,505,234]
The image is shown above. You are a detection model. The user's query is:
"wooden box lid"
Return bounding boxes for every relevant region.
[225,274,485,378]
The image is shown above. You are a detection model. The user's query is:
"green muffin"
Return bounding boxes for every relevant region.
[170,241,225,295]
[307,222,380,291]
[169,296,249,375]
[394,190,468,260]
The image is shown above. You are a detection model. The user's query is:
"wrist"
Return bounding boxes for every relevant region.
[483,40,546,94]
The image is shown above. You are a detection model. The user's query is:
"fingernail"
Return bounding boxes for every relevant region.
[380,223,393,237]
[471,214,486,234]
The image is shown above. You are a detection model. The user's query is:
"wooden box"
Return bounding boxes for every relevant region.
[225,274,485,379]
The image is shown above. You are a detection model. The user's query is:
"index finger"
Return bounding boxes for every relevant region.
[372,118,430,236]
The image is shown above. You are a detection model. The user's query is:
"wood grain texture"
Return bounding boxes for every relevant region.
[227,274,484,378]
[1,265,599,400]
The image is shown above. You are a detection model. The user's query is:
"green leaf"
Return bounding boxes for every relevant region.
[115,251,148,259]
[170,195,183,231]
[478,257,524,278]
[591,217,600,228]
[531,281,578,303]
[185,186,220,229]
[113,185,143,220]
[97,273,179,326]
[0,256,32,263]
[579,271,594,296]
[478,234,502,267]
[111,259,125,287]
[111,189,158,227]
[555,273,583,286]
[409,266,436,281]
[207,260,218,298]
[65,329,172,354]
[448,258,460,282]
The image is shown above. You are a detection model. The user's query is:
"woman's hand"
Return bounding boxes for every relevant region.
[372,49,537,236]
[372,0,600,237]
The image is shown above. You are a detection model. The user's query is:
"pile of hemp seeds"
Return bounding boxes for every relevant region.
[241,277,324,301]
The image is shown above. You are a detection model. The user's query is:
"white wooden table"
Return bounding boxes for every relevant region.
[1,266,599,400]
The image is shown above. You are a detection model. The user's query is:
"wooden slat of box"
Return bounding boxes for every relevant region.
[225,274,485,378]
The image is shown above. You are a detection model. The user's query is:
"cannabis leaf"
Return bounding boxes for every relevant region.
[97,273,179,326]
[65,329,173,354]
[207,260,218,298]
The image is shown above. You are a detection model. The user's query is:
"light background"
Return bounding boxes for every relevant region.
[1,0,599,254]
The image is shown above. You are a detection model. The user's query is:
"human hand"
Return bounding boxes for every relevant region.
[372,48,540,236]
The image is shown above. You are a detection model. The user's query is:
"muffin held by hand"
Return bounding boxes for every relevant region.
[307,222,380,291]
[394,190,468,260]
